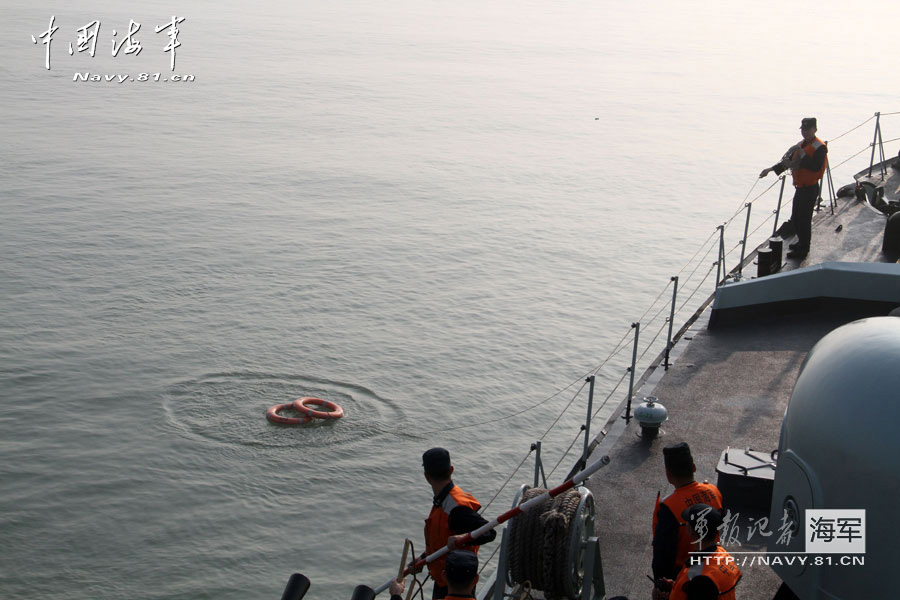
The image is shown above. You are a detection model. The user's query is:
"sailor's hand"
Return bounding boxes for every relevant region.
[651,578,673,600]
[447,534,467,551]
[759,168,770,178]
[782,144,800,163]
[408,556,423,574]
[389,577,405,596]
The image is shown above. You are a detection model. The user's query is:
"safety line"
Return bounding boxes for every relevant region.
[589,327,637,376]
[477,540,502,576]
[828,115,876,143]
[537,380,590,441]
[724,202,748,228]
[744,208,777,241]
[547,367,631,481]
[636,278,674,325]
[748,178,781,204]
[676,228,720,277]
[636,318,670,363]
[479,446,535,515]
[675,262,717,314]
[423,324,633,435]
[829,145,872,171]
[591,370,631,422]
[478,376,590,519]
[546,428,585,481]
[417,377,589,435]
[678,237,719,290]
[641,294,676,333]
[721,178,759,220]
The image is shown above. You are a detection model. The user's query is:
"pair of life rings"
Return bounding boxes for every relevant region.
[266,397,344,425]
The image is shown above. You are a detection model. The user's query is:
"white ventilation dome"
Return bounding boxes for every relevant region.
[768,316,900,599]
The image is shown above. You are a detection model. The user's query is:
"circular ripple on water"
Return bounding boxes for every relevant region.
[161,371,411,450]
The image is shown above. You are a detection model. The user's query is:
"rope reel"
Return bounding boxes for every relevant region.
[505,485,595,599]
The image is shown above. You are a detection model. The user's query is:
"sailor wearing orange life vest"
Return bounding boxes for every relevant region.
[419,448,496,600]
[759,117,828,260]
[652,504,741,600]
[652,443,724,581]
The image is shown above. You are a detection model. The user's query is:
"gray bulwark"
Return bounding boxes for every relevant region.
[710,262,900,327]
[582,195,898,600]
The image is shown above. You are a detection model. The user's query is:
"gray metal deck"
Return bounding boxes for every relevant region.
[584,190,898,600]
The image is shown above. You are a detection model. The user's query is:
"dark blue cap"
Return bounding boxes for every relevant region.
[663,442,692,471]
[445,550,478,584]
[422,448,451,475]
[681,503,723,539]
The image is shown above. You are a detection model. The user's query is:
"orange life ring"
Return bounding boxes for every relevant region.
[266,403,313,425]
[292,397,344,420]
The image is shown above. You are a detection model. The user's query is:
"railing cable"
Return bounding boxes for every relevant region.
[479,446,535,515]
[828,115,876,143]
[829,144,874,171]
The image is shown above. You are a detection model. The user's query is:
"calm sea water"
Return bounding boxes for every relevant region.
[2,1,899,598]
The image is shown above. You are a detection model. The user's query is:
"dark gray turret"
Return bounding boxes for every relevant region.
[768,316,900,599]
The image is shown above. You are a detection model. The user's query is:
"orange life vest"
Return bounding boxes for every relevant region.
[669,545,741,600]
[791,137,827,187]
[425,484,482,587]
[652,482,723,573]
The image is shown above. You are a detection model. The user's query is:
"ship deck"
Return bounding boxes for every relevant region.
[583,185,898,600]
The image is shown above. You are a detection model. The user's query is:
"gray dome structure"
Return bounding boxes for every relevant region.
[768,316,900,599]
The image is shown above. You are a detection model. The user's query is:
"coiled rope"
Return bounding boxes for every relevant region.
[507,487,584,600]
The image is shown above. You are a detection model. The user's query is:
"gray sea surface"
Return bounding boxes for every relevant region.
[2,1,899,598]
